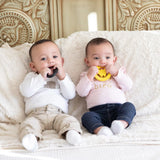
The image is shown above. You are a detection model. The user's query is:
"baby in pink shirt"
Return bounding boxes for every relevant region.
[76,38,136,136]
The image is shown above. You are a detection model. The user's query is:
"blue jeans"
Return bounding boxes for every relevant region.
[81,102,136,134]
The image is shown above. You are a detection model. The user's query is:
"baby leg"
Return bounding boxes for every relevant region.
[82,111,113,136]
[20,116,42,152]
[111,102,136,135]
[53,113,82,146]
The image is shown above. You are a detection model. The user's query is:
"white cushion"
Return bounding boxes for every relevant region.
[0,43,31,122]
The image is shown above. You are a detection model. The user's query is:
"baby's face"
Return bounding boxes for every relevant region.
[29,42,63,73]
[85,43,116,67]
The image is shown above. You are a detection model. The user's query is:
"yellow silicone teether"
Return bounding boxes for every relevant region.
[94,66,111,81]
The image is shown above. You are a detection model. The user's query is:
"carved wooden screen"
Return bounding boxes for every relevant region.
[0,0,50,46]
[110,0,160,30]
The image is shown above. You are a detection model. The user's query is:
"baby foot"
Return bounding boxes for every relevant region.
[22,133,38,152]
[97,126,113,136]
[111,120,125,135]
[66,130,82,146]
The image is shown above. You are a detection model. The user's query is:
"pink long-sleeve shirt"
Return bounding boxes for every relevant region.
[76,67,133,109]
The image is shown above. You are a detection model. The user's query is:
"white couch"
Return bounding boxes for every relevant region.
[0,31,160,160]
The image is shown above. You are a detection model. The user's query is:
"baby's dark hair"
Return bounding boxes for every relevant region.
[85,37,115,56]
[29,39,54,60]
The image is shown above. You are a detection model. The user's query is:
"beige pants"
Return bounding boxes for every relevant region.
[19,104,82,141]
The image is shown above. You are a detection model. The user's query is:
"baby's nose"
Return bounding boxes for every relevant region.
[100,58,106,64]
[48,58,54,64]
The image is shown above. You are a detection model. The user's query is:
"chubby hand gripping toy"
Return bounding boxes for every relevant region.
[94,66,111,81]
[47,68,58,78]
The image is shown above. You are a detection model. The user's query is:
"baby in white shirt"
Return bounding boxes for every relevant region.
[19,39,82,152]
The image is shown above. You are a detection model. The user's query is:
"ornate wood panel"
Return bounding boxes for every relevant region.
[111,0,160,30]
[0,0,50,46]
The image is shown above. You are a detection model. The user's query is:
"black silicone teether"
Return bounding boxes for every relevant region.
[47,68,58,78]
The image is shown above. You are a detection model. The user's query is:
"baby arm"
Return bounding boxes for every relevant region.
[76,72,92,97]
[105,63,120,77]
[19,72,46,97]
[58,74,76,99]
[113,67,133,91]
[87,66,98,81]
[54,61,66,80]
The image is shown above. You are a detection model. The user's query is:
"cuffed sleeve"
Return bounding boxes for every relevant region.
[113,67,133,91]
[76,72,92,97]
[58,74,76,99]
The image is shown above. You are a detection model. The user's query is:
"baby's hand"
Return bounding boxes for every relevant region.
[105,63,120,76]
[54,64,66,80]
[40,68,51,79]
[87,66,98,81]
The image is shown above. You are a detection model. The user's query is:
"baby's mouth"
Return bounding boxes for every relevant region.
[48,66,54,75]
[48,66,54,70]
[47,66,58,78]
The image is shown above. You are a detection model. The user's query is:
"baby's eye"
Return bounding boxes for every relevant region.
[93,57,99,60]
[106,56,110,59]
[41,57,46,61]
[53,55,58,58]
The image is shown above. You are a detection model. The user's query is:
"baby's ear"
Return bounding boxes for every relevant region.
[29,62,37,72]
[84,57,89,66]
[61,57,64,66]
[113,56,117,63]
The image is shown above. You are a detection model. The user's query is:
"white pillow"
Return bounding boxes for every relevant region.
[0,43,31,123]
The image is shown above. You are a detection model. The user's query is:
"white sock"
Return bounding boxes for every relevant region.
[22,133,38,152]
[66,130,82,146]
[97,126,113,136]
[111,120,125,135]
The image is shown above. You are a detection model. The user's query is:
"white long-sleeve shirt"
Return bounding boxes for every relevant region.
[76,67,133,109]
[20,72,75,114]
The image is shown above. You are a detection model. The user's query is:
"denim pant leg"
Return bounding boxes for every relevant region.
[116,102,136,126]
[81,111,104,134]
